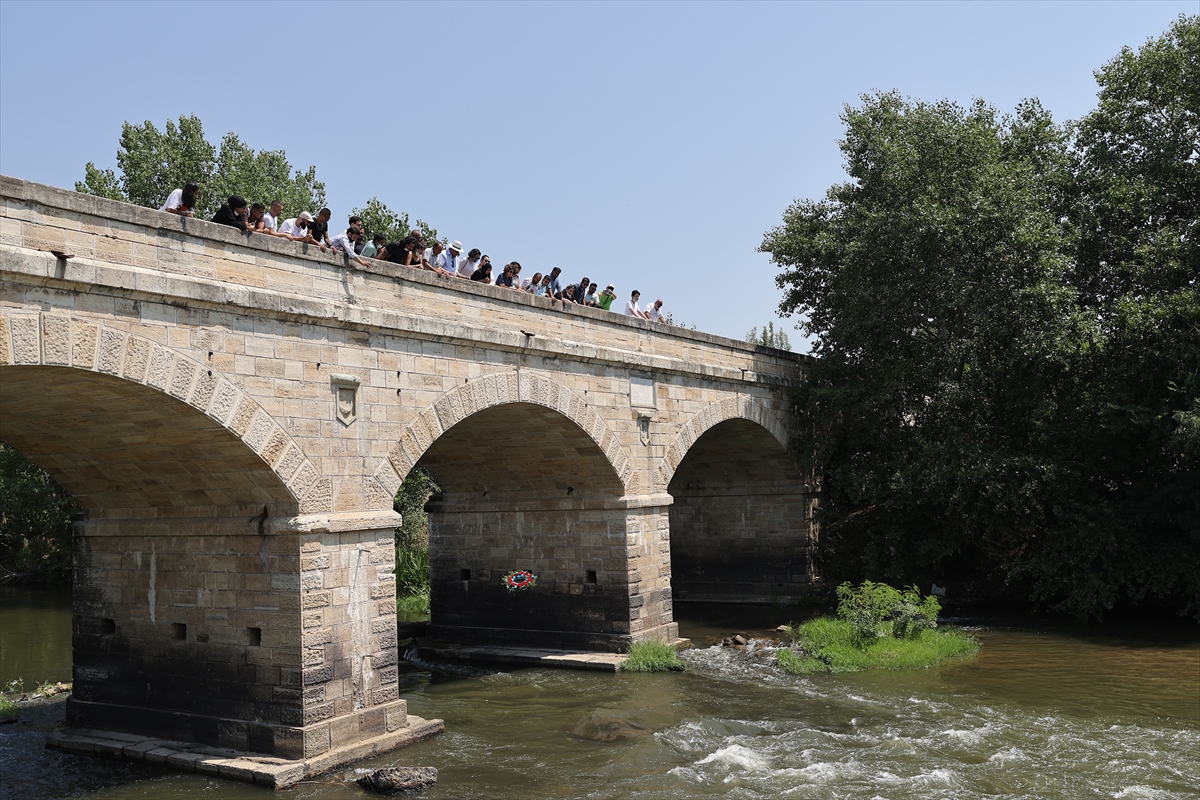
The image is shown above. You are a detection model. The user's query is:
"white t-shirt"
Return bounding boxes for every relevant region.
[278,219,308,238]
[648,304,665,322]
[159,188,184,213]
[625,298,643,317]
[456,255,474,278]
[423,247,440,266]
[261,211,277,232]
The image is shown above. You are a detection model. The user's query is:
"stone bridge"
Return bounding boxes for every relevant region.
[0,176,815,774]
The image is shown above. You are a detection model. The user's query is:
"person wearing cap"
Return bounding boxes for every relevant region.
[597,284,617,311]
[434,241,464,278]
[647,298,667,323]
[279,211,325,249]
[625,290,650,319]
[331,227,372,268]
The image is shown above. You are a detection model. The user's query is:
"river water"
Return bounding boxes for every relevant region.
[1,588,1197,799]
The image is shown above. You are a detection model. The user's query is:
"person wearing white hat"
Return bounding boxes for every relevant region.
[278,211,326,250]
[434,240,464,278]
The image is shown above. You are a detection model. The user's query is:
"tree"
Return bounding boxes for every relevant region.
[75,115,323,219]
[208,132,326,220]
[761,17,1200,619]
[746,321,792,350]
[0,444,81,584]
[351,197,439,245]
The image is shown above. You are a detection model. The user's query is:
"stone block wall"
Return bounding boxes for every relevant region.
[68,516,303,753]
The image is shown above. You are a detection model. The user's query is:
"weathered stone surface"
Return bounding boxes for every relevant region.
[357,766,438,795]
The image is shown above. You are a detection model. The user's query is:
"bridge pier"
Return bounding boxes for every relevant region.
[66,510,439,761]
[425,493,677,652]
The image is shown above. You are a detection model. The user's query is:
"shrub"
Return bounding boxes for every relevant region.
[835,581,940,644]
[623,641,686,673]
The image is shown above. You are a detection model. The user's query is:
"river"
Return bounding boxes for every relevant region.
[1,588,1197,799]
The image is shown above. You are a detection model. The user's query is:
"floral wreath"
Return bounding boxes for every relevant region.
[503,570,538,591]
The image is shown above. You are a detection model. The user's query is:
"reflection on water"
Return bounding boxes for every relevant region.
[0,585,72,687]
[0,589,1197,799]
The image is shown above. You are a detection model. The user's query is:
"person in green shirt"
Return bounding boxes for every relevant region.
[361,234,386,259]
[597,284,617,311]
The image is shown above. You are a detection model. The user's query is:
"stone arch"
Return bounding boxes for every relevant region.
[366,371,636,504]
[657,395,790,491]
[0,310,330,513]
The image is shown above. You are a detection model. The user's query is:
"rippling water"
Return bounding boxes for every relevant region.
[1,592,1197,799]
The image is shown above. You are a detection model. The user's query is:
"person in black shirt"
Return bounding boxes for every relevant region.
[470,262,493,283]
[212,195,249,230]
[308,208,332,247]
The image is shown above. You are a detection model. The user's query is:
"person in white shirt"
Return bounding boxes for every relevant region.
[423,240,443,268]
[159,182,200,217]
[625,290,650,319]
[458,248,481,278]
[278,212,325,249]
[434,241,464,277]
[331,227,371,267]
[647,299,667,322]
[256,200,285,236]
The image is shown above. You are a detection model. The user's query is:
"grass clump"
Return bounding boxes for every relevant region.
[396,591,430,616]
[777,581,979,674]
[0,693,17,720]
[622,641,686,672]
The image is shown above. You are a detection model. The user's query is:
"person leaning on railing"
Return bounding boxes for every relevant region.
[160,182,201,217]
[212,195,249,230]
[331,227,372,268]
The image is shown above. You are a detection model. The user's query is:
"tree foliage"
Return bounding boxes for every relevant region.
[0,444,80,584]
[746,321,792,351]
[75,115,325,219]
[351,197,439,245]
[762,16,1199,619]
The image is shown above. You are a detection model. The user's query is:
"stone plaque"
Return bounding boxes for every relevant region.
[630,376,656,409]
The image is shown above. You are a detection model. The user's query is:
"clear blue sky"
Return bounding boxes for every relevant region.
[0,1,1192,348]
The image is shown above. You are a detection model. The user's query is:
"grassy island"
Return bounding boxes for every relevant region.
[623,641,686,672]
[778,581,979,674]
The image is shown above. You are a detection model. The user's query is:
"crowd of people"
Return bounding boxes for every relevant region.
[161,183,672,323]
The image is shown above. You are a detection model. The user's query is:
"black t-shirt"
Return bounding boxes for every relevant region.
[470,266,491,282]
[382,241,409,264]
[212,204,246,230]
[495,273,515,287]
[308,219,329,243]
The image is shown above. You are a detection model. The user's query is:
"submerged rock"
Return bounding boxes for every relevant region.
[356,767,438,795]
[570,710,651,742]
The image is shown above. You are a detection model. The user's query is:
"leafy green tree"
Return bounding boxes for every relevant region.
[75,163,125,202]
[209,132,326,220]
[351,197,439,245]
[0,444,81,584]
[75,115,323,219]
[762,17,1200,619]
[746,321,792,350]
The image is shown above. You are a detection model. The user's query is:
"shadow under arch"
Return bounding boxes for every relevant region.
[366,371,637,504]
[0,311,329,514]
[380,375,666,651]
[662,398,816,604]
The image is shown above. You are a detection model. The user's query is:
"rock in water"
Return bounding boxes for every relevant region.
[570,710,651,742]
[357,767,438,795]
